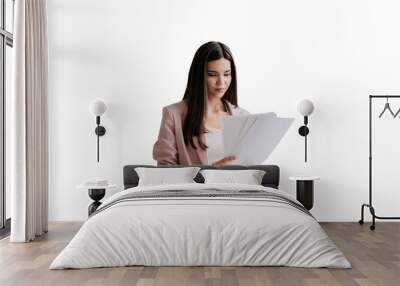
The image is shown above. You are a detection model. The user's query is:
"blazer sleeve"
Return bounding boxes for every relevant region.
[152,107,179,165]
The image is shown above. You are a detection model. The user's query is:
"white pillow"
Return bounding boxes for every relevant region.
[200,169,266,185]
[135,167,201,186]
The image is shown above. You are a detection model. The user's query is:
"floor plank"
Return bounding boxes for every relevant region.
[0,222,399,286]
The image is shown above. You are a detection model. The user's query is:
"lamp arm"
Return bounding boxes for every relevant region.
[96,116,100,162]
[97,127,100,162]
[94,116,106,162]
[305,133,307,162]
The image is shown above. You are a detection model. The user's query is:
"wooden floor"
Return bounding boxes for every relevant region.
[0,222,399,286]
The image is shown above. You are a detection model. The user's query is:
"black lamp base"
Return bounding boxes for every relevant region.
[298,126,309,136]
[95,126,106,136]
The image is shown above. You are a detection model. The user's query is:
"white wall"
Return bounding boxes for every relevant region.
[48,0,400,221]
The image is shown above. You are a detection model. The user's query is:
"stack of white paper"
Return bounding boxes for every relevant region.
[221,113,294,165]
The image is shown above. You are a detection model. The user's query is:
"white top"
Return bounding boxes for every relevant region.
[205,126,224,165]
[289,176,320,181]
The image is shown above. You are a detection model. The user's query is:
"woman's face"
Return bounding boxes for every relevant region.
[206,58,232,100]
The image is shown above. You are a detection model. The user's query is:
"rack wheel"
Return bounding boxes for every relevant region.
[370,225,375,231]
[358,220,364,225]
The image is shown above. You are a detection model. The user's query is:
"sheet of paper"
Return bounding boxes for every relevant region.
[231,113,276,155]
[221,115,248,155]
[225,115,256,156]
[222,113,293,165]
[232,115,257,154]
[222,113,276,157]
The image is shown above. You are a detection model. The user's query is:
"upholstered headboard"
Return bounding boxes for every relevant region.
[123,165,280,189]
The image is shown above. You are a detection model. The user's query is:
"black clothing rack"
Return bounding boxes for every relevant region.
[359,95,400,230]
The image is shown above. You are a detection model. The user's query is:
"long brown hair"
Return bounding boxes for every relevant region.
[182,41,238,150]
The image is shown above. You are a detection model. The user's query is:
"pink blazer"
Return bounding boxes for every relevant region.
[153,100,249,165]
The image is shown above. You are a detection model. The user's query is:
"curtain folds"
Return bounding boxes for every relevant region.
[10,0,48,242]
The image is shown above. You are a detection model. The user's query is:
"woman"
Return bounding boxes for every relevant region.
[153,41,249,166]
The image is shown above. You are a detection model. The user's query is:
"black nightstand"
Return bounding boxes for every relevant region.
[289,176,320,210]
[77,183,116,216]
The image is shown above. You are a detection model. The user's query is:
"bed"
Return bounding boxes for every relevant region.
[50,165,350,269]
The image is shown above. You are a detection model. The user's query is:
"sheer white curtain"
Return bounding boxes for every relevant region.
[9,0,48,242]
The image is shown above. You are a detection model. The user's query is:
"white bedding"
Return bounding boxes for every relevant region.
[50,183,351,269]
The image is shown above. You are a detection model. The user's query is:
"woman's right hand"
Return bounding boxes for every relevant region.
[211,155,236,167]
